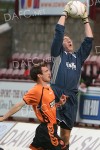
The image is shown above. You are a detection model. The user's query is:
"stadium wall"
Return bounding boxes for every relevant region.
[9,16,94,53]
[0,29,13,68]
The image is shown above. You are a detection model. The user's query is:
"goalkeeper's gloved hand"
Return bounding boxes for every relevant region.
[81,7,89,24]
[62,4,70,17]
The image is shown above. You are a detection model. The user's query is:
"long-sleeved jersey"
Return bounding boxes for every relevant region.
[51,24,93,100]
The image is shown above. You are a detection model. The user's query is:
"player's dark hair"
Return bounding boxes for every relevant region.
[30,62,47,82]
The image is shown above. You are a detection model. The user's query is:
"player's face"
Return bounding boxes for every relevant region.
[41,66,51,82]
[63,36,74,52]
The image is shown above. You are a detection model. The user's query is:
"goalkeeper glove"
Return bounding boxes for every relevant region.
[81,7,89,24]
[62,4,70,17]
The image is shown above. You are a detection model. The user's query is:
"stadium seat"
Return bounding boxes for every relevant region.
[44,53,51,63]
[37,53,45,62]
[85,65,91,76]
[0,68,7,79]
[96,55,100,66]
[92,63,99,78]
[89,55,98,64]
[18,53,25,62]
[24,53,31,61]
[12,52,20,61]
[24,69,30,79]
[11,69,19,79]
[31,53,38,59]
[24,53,32,69]
[4,68,13,79]
[7,53,20,69]
[31,53,39,63]
[18,69,25,79]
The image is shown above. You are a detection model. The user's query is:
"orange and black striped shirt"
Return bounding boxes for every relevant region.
[23,84,56,124]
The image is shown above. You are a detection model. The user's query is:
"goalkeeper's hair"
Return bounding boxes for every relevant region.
[63,34,70,38]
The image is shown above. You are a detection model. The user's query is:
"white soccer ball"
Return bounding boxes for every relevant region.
[68,0,86,18]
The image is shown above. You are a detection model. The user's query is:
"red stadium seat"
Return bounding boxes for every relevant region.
[24,69,30,79]
[31,53,38,59]
[18,69,25,79]
[24,53,32,69]
[11,69,19,79]
[85,65,91,76]
[7,53,20,69]
[38,53,45,62]
[0,68,7,78]
[24,53,31,61]
[12,52,20,61]
[4,68,13,79]
[44,53,51,63]
[92,64,98,77]
[96,55,100,66]
[89,55,98,64]
[31,53,39,64]
[18,53,25,62]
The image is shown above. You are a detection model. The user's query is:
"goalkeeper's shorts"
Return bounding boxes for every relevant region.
[56,94,78,130]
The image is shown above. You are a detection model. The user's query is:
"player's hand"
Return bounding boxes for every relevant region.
[81,6,88,24]
[0,116,5,122]
[62,4,70,17]
[60,94,69,105]
[56,95,69,107]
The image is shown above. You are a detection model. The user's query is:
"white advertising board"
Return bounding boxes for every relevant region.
[0,122,100,150]
[0,81,36,119]
[19,0,89,16]
[0,122,16,140]
[76,87,100,125]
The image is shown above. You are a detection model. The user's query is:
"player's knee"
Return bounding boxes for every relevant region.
[60,128,71,144]
[62,133,70,140]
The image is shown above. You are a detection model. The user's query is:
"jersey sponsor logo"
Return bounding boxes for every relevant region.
[50,100,55,108]
[66,62,76,70]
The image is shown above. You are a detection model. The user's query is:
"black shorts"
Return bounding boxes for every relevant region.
[30,123,65,150]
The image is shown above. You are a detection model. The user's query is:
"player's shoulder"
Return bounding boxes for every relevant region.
[28,84,43,94]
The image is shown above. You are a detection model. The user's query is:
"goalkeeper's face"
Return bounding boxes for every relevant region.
[63,36,74,52]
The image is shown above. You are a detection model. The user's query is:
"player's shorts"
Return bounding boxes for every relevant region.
[30,123,66,150]
[56,94,78,130]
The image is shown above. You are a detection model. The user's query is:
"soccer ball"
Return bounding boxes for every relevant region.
[68,1,86,18]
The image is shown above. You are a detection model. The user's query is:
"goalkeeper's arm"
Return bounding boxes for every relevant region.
[84,18,93,38]
[57,3,70,26]
[81,10,93,38]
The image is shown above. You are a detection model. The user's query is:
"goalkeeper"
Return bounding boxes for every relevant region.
[50,3,93,150]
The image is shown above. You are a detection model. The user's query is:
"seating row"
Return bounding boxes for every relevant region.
[0,68,30,80]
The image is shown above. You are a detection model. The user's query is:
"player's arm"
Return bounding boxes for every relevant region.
[0,100,25,121]
[82,11,93,38]
[77,11,94,64]
[51,5,70,57]
[51,16,66,57]
[84,19,93,38]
